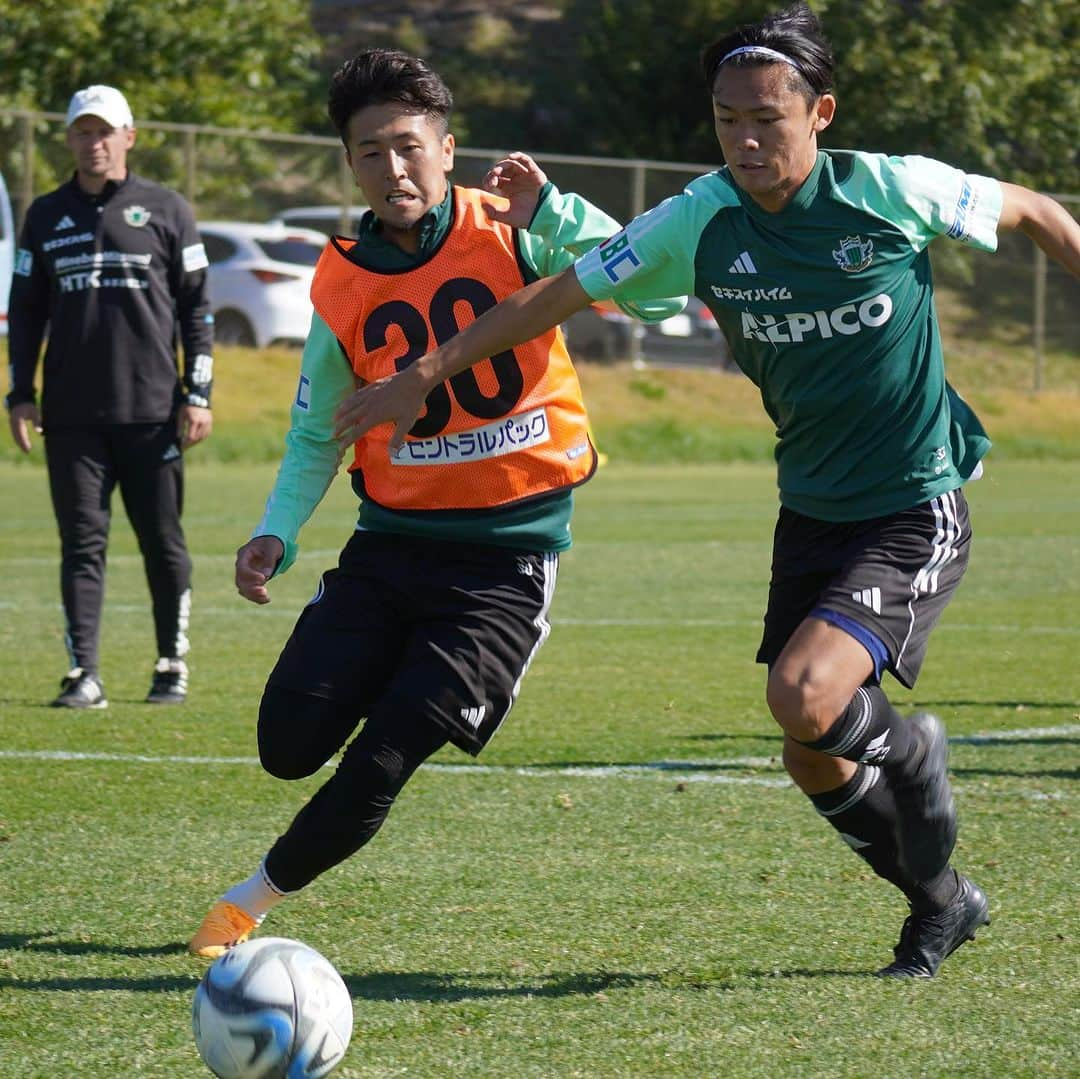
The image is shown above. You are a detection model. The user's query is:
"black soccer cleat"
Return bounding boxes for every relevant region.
[889,712,957,882]
[877,874,990,978]
[51,668,108,710]
[146,658,188,704]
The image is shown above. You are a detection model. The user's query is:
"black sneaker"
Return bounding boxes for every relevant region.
[877,874,990,978]
[51,669,108,709]
[889,712,957,881]
[146,658,188,704]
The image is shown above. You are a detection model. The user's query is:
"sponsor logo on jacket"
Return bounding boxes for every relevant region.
[42,232,95,252]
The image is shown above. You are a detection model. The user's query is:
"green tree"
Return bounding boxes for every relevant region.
[310,0,558,154]
[533,0,1078,192]
[0,0,324,219]
[530,0,742,163]
[824,0,1079,191]
[0,0,322,128]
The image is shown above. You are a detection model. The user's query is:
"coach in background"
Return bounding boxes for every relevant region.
[5,84,214,709]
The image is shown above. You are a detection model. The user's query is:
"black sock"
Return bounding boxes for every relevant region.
[800,685,918,769]
[810,763,958,913]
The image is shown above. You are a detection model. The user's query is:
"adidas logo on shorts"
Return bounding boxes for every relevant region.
[460,705,486,729]
[851,587,882,614]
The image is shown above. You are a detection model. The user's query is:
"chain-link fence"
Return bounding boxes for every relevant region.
[2,108,1076,388]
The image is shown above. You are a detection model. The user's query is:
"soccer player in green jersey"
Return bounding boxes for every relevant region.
[338,5,1080,977]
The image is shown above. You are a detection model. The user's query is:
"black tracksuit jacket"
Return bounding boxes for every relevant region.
[6,171,213,426]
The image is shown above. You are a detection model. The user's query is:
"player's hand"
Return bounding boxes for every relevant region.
[333,364,428,455]
[180,404,213,449]
[8,402,42,453]
[235,535,284,605]
[481,152,548,228]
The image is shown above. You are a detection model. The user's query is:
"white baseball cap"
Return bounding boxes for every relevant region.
[65,85,134,129]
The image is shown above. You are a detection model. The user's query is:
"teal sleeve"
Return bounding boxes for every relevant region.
[837,152,1003,254]
[573,190,703,306]
[521,184,685,322]
[252,312,355,576]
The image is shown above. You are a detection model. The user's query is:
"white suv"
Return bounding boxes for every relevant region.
[268,204,368,238]
[198,221,329,348]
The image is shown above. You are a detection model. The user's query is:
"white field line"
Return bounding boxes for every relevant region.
[951,724,1080,744]
[561,620,1080,636]
[0,550,345,567]
[0,599,1076,636]
[0,725,1075,792]
[0,748,789,788]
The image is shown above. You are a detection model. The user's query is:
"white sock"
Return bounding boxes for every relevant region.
[221,859,292,921]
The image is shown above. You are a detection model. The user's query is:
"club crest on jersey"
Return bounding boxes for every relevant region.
[832,235,873,273]
[123,205,152,228]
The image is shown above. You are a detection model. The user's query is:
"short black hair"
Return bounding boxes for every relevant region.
[327,49,453,143]
[702,3,834,104]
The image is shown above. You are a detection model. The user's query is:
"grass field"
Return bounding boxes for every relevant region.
[0,454,1077,1078]
[3,327,1078,468]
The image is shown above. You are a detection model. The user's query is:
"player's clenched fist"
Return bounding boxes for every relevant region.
[235,535,285,604]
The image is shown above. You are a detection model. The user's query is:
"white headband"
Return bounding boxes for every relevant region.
[719,45,800,70]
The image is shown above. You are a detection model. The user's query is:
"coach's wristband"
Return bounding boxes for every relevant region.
[4,389,36,410]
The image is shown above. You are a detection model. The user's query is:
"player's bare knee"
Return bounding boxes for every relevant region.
[766,664,834,742]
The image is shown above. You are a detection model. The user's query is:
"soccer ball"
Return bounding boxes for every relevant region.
[192,937,353,1079]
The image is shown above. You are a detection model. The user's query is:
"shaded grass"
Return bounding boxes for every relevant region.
[2,323,1076,467]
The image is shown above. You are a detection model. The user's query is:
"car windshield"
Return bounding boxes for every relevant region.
[255,237,325,266]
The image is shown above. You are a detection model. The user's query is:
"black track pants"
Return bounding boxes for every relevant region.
[44,423,192,672]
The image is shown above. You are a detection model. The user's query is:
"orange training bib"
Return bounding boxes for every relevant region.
[311,187,596,511]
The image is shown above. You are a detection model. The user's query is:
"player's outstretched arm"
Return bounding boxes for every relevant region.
[998,183,1080,277]
[333,267,593,451]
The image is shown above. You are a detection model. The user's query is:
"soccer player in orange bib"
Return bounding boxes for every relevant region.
[189,49,682,957]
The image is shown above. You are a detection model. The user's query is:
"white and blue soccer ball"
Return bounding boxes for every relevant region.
[192,937,353,1079]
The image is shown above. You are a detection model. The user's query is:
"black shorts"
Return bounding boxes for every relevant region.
[265,531,559,755]
[756,488,971,688]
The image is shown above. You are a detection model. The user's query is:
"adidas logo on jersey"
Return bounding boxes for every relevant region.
[54,215,76,231]
[728,251,758,275]
[851,587,882,614]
